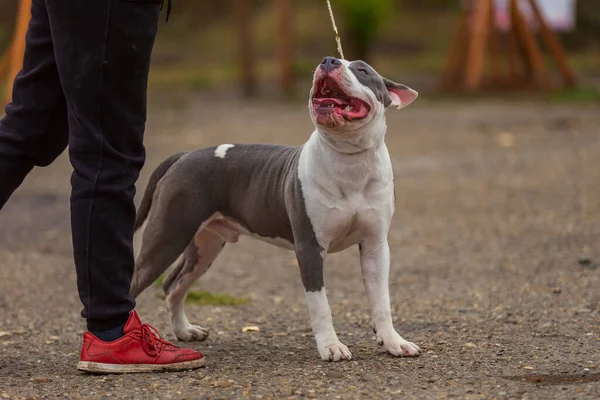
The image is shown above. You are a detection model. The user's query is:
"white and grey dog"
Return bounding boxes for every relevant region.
[130,57,420,361]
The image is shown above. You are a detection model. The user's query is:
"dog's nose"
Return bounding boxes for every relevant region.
[320,56,342,72]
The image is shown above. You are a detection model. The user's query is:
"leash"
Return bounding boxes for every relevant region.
[326,0,345,59]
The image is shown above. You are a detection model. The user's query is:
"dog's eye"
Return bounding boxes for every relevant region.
[358,68,369,75]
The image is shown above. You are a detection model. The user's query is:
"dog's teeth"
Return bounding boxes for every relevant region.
[345,106,351,112]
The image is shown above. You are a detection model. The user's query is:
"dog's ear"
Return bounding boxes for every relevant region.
[383,78,418,110]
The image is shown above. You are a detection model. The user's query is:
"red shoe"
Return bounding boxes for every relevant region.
[77,310,205,374]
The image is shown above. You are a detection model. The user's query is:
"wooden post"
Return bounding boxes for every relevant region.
[275,0,293,97]
[440,0,576,93]
[527,0,577,87]
[4,0,31,105]
[510,0,552,89]
[440,9,470,90]
[487,2,503,85]
[464,0,492,92]
[235,0,256,97]
[507,14,521,84]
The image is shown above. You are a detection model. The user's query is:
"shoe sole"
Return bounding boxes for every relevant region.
[77,358,206,374]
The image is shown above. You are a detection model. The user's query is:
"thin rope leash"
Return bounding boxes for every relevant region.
[326,0,345,59]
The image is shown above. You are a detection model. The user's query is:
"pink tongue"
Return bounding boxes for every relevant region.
[314,98,347,106]
[345,102,367,119]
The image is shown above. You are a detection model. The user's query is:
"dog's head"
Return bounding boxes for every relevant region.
[309,57,417,144]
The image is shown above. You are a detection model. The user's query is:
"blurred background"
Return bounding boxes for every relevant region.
[1,0,599,102]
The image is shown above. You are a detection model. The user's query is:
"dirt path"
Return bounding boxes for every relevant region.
[1,98,599,399]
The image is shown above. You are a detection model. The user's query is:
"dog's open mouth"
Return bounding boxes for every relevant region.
[312,76,370,121]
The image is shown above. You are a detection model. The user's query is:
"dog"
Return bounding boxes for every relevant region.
[130,56,420,362]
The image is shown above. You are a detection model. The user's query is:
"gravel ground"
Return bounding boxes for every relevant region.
[0,96,599,399]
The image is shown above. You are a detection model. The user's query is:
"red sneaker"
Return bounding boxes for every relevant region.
[77,310,205,374]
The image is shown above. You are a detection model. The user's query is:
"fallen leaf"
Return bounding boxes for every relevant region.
[495,132,515,147]
[31,376,52,383]
[0,332,10,338]
[242,326,260,333]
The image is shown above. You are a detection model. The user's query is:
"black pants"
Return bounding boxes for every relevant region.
[0,0,161,331]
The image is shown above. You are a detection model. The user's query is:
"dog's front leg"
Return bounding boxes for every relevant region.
[296,243,352,362]
[360,239,420,357]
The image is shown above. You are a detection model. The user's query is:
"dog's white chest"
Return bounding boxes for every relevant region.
[298,134,395,254]
[306,181,394,253]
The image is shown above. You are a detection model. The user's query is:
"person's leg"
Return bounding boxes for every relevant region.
[0,0,69,209]
[0,0,203,374]
[44,0,162,333]
[51,0,205,373]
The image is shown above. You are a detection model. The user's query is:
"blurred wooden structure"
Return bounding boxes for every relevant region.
[440,0,577,92]
[235,0,257,97]
[275,0,293,97]
[3,0,294,103]
[235,0,293,97]
[1,0,31,105]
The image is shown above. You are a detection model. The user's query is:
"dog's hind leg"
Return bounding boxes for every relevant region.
[130,183,215,299]
[163,229,225,341]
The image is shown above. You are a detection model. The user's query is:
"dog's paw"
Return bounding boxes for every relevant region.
[378,332,420,357]
[173,324,209,342]
[318,342,353,362]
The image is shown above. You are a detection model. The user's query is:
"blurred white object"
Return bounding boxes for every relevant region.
[493,0,576,32]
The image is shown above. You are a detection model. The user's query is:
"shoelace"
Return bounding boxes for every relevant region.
[160,0,172,22]
[140,323,177,356]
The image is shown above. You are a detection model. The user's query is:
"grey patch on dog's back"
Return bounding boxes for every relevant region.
[349,61,392,107]
[202,144,301,243]
[170,144,303,245]
[147,144,324,292]
[206,143,325,292]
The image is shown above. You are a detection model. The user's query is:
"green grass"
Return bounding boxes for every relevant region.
[567,51,600,74]
[153,274,249,306]
[547,86,600,103]
[153,273,166,287]
[185,290,249,306]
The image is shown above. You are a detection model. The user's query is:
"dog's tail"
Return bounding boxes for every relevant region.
[135,152,187,232]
